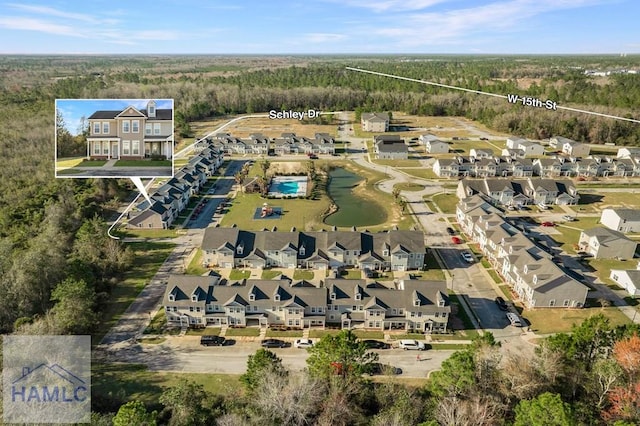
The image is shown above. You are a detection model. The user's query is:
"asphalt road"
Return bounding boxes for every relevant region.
[58,166,173,178]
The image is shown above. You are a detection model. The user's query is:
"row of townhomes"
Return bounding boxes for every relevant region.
[163,274,451,333]
[201,228,426,272]
[434,154,640,178]
[456,177,579,207]
[457,196,589,308]
[198,132,336,155]
[127,146,224,229]
[361,112,390,132]
[88,100,174,160]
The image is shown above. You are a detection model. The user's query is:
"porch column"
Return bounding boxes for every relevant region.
[86,140,90,159]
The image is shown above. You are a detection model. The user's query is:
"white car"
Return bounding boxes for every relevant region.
[562,215,577,222]
[537,203,549,210]
[506,312,522,327]
[294,338,314,349]
[461,251,474,263]
[398,339,426,351]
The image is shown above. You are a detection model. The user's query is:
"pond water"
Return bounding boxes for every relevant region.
[324,167,388,227]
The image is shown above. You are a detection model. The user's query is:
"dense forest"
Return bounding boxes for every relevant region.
[0,55,639,424]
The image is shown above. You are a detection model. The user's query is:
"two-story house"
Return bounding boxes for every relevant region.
[87,99,173,160]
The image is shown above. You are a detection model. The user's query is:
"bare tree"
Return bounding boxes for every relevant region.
[435,394,504,426]
[250,369,324,426]
[500,351,547,400]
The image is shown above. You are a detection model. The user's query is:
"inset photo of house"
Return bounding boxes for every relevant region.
[55,98,174,178]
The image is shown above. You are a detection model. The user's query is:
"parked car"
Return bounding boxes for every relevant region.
[261,339,286,348]
[506,205,515,211]
[537,203,550,210]
[541,221,555,227]
[200,335,225,346]
[451,236,462,244]
[562,215,577,222]
[294,338,314,349]
[446,227,456,235]
[361,340,389,350]
[495,296,508,311]
[506,312,522,327]
[461,251,474,263]
[479,137,489,140]
[366,363,403,376]
[398,339,426,351]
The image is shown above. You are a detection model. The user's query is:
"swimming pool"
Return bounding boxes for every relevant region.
[268,176,308,197]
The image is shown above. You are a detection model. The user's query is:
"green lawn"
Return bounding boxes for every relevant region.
[261,270,283,280]
[551,218,602,253]
[186,248,207,276]
[389,333,426,340]
[418,251,446,281]
[143,310,167,334]
[430,343,471,350]
[114,160,172,167]
[93,241,176,345]
[341,270,363,279]
[138,337,166,344]
[522,307,631,334]
[74,160,107,167]
[116,228,179,239]
[293,270,314,280]
[393,182,426,191]
[448,293,477,333]
[373,159,424,167]
[225,327,260,337]
[92,363,243,409]
[398,168,440,180]
[56,169,86,175]
[265,330,304,337]
[309,329,342,338]
[186,327,221,336]
[352,330,384,339]
[229,269,251,280]
[431,193,459,214]
[584,257,638,286]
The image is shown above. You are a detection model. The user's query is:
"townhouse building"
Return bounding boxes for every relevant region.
[456,196,588,308]
[201,228,427,272]
[601,208,640,233]
[361,112,390,132]
[456,177,579,207]
[163,275,450,332]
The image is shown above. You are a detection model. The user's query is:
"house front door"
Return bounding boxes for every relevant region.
[111,142,119,159]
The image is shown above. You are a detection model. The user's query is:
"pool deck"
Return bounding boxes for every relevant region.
[267,175,308,198]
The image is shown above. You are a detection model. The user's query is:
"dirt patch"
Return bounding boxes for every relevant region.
[222,116,338,138]
[268,161,306,175]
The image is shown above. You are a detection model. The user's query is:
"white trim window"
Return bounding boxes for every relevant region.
[93,122,100,134]
[102,122,110,134]
[122,120,130,133]
[145,123,152,135]
[154,123,161,135]
[132,140,140,155]
[132,120,140,133]
[123,140,130,155]
[148,104,155,116]
[103,143,109,155]
[93,142,101,154]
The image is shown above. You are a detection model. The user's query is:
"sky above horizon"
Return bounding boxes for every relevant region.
[0,0,638,55]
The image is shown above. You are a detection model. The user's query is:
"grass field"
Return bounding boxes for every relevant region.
[185,327,221,336]
[215,115,337,139]
[116,228,180,239]
[93,363,243,409]
[56,157,108,168]
[431,193,460,214]
[93,241,176,345]
[186,248,207,275]
[394,182,426,191]
[261,270,283,279]
[398,168,440,180]
[293,270,314,280]
[373,159,424,167]
[522,307,631,334]
[309,329,342,338]
[229,269,251,280]
[265,330,304,337]
[551,218,602,253]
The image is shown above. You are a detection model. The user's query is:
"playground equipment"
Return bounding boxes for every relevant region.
[261,202,274,218]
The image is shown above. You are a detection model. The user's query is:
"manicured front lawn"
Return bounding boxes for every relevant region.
[116,228,179,239]
[186,327,221,336]
[75,160,107,167]
[584,257,638,286]
[92,363,243,410]
[399,168,440,180]
[309,329,342,338]
[431,193,459,214]
[261,270,283,280]
[421,250,446,281]
[293,269,315,280]
[352,330,384,339]
[341,270,363,279]
[225,327,260,337]
[448,293,477,332]
[229,269,251,280]
[373,159,424,167]
[430,343,471,350]
[389,333,426,340]
[143,310,167,334]
[114,160,172,167]
[138,337,166,344]
[93,241,176,345]
[265,330,303,337]
[522,307,631,334]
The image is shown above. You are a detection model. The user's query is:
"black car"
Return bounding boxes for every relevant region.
[200,335,225,346]
[495,297,508,311]
[261,339,286,348]
[446,227,456,235]
[366,363,403,376]
[362,339,389,350]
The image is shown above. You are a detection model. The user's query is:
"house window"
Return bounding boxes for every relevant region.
[613,274,618,281]
[310,307,316,313]
[196,307,201,312]
[435,312,440,317]
[413,299,420,307]
[149,104,155,116]
[93,122,100,134]
[168,294,175,302]
[154,123,161,135]
[132,140,140,155]
[122,120,130,133]
[549,299,556,307]
[132,120,139,133]
[122,140,130,155]
[253,305,258,312]
[102,122,109,134]
[355,293,361,301]
[330,293,336,300]
[383,250,389,256]
[93,142,101,154]
[398,308,404,315]
[146,123,152,135]
[249,294,255,302]
[189,307,194,312]
[274,294,280,302]
[299,247,305,256]
[236,246,243,255]
[563,299,570,307]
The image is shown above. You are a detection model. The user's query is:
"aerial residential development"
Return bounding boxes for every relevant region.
[5,13,640,422]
